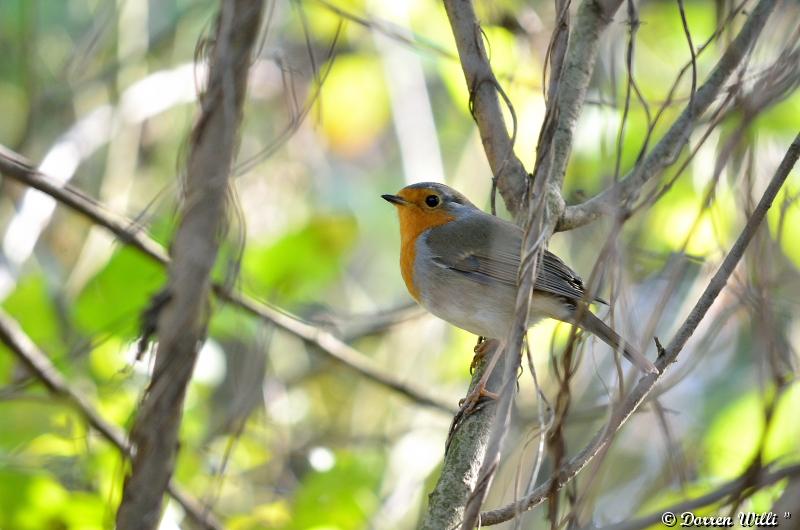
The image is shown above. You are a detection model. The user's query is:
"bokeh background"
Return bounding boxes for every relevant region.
[0,0,799,528]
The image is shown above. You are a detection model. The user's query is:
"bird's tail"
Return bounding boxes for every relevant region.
[574,311,657,374]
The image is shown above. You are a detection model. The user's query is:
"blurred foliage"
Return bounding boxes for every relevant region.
[0,0,798,528]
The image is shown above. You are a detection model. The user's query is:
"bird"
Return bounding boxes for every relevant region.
[382,182,657,387]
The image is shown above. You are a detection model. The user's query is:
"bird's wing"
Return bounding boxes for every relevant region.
[425,212,520,288]
[537,250,589,302]
[425,212,597,303]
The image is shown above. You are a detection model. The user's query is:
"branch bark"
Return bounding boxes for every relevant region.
[558,0,776,231]
[0,147,454,415]
[595,463,800,530]
[480,131,800,525]
[431,1,627,527]
[546,0,624,194]
[115,2,264,528]
[442,0,528,216]
[0,309,221,530]
[419,341,507,530]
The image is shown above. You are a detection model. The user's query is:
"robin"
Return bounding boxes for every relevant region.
[382,182,657,393]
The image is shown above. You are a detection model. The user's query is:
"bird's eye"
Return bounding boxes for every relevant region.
[425,195,440,207]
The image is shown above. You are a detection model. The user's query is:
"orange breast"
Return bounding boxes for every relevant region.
[396,206,454,302]
[400,241,420,301]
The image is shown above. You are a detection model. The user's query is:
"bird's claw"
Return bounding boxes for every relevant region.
[458,384,499,411]
[447,383,499,453]
[470,337,490,374]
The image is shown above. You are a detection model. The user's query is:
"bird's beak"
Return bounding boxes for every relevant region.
[382,194,408,206]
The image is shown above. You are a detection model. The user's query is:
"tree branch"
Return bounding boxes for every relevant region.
[0,147,454,415]
[433,1,627,526]
[442,0,528,216]
[419,340,507,530]
[558,0,776,231]
[595,463,800,530]
[0,309,221,530]
[116,2,265,528]
[546,0,624,194]
[480,131,800,525]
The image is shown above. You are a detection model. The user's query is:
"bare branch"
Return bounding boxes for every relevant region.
[116,2,265,527]
[0,309,221,530]
[480,131,800,524]
[212,286,456,412]
[433,1,627,526]
[558,0,777,231]
[0,148,454,414]
[0,145,170,263]
[419,340,507,530]
[596,463,800,530]
[677,0,698,107]
[441,0,528,216]
[543,0,624,195]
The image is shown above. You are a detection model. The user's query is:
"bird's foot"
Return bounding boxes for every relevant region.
[469,337,491,374]
[447,381,498,452]
[457,383,499,411]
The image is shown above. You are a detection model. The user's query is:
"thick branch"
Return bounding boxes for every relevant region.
[0,148,454,415]
[480,131,800,525]
[433,1,626,527]
[442,0,528,216]
[0,309,220,530]
[547,0,624,193]
[419,341,507,530]
[116,2,264,528]
[558,0,776,231]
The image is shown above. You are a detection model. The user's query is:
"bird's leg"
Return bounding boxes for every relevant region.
[459,339,502,410]
[447,339,504,447]
[470,336,489,374]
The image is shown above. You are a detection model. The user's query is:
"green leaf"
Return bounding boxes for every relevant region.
[0,467,108,530]
[287,451,383,530]
[73,247,166,339]
[0,469,67,530]
[2,273,63,358]
[704,383,800,479]
[242,215,356,305]
[0,400,73,451]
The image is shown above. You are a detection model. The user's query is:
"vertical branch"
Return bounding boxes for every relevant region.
[460,1,626,526]
[419,340,507,530]
[0,309,220,530]
[536,0,624,200]
[480,131,800,525]
[543,0,573,105]
[115,1,264,529]
[560,0,777,230]
[442,0,529,216]
[432,1,625,527]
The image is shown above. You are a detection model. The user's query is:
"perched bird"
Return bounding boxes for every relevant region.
[382,182,656,376]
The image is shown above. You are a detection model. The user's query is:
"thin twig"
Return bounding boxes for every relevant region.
[0,309,221,530]
[595,462,800,530]
[480,131,800,524]
[559,0,777,231]
[677,0,698,108]
[116,2,266,527]
[0,147,454,414]
[441,0,529,216]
